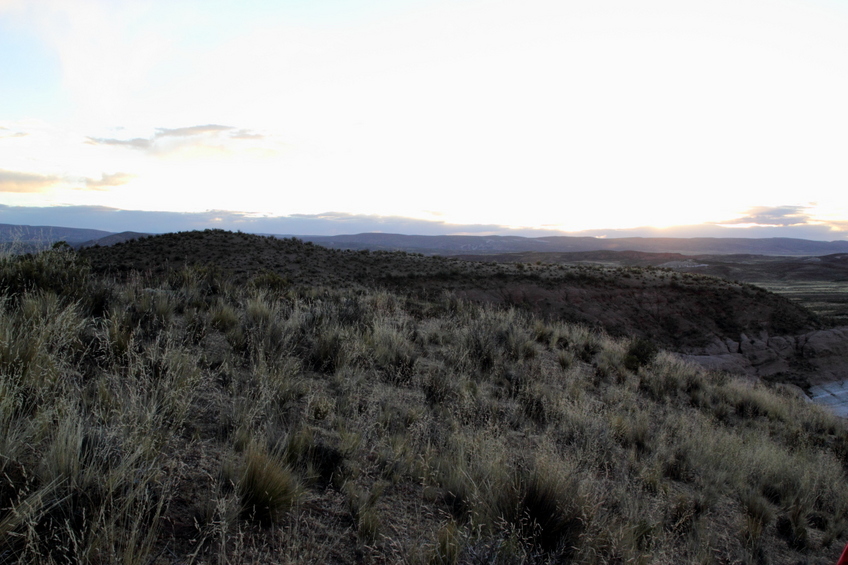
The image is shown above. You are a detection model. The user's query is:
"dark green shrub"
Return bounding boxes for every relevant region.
[305,329,346,375]
[337,296,372,330]
[495,365,527,400]
[168,263,225,306]
[83,281,113,318]
[741,489,773,530]
[577,341,599,363]
[0,249,90,305]
[422,368,458,406]
[462,327,499,374]
[759,471,802,507]
[521,394,547,427]
[624,338,658,372]
[372,327,418,385]
[249,270,290,293]
[662,447,693,483]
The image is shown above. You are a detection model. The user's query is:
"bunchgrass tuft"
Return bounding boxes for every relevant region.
[238,443,299,526]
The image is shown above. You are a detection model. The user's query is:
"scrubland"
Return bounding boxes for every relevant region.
[80,230,820,352]
[1,242,847,564]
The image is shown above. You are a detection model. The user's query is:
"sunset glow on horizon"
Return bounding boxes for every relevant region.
[2,0,847,238]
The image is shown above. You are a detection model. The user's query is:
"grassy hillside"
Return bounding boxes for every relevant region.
[455,250,848,325]
[1,241,847,563]
[80,230,820,350]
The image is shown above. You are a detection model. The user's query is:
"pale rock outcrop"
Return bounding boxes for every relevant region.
[800,328,848,382]
[681,325,848,386]
[700,338,731,356]
[801,327,848,359]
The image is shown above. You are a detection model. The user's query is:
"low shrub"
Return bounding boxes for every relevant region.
[624,337,658,372]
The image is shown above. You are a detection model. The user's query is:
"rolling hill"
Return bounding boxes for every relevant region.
[80,230,821,351]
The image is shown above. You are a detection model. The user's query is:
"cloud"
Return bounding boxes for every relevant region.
[86,137,151,150]
[0,0,25,10]
[83,172,135,190]
[0,127,27,139]
[0,206,568,237]
[154,124,234,138]
[229,129,267,140]
[719,206,813,227]
[85,124,267,157]
[828,220,848,233]
[0,169,136,193]
[278,212,546,236]
[575,223,848,241]
[0,169,61,193]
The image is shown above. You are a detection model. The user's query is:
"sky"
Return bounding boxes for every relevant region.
[1,0,847,239]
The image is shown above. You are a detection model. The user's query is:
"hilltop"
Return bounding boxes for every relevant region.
[80,230,820,352]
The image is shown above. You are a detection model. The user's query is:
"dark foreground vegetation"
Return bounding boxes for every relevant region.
[1,235,847,564]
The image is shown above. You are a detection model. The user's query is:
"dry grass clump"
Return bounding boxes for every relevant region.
[0,245,846,564]
[236,443,299,526]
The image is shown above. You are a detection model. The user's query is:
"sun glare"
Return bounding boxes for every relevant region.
[1,0,846,237]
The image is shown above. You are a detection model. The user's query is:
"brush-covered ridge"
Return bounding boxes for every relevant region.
[80,230,820,350]
[1,244,846,564]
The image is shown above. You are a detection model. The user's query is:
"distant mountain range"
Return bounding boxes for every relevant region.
[2,223,848,256]
[0,223,113,246]
[0,224,146,250]
[300,233,848,256]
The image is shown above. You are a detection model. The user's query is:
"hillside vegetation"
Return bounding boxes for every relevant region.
[1,235,846,564]
[454,250,848,325]
[80,230,820,351]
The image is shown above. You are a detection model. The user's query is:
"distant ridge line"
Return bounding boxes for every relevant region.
[1,223,847,256]
[299,232,848,256]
